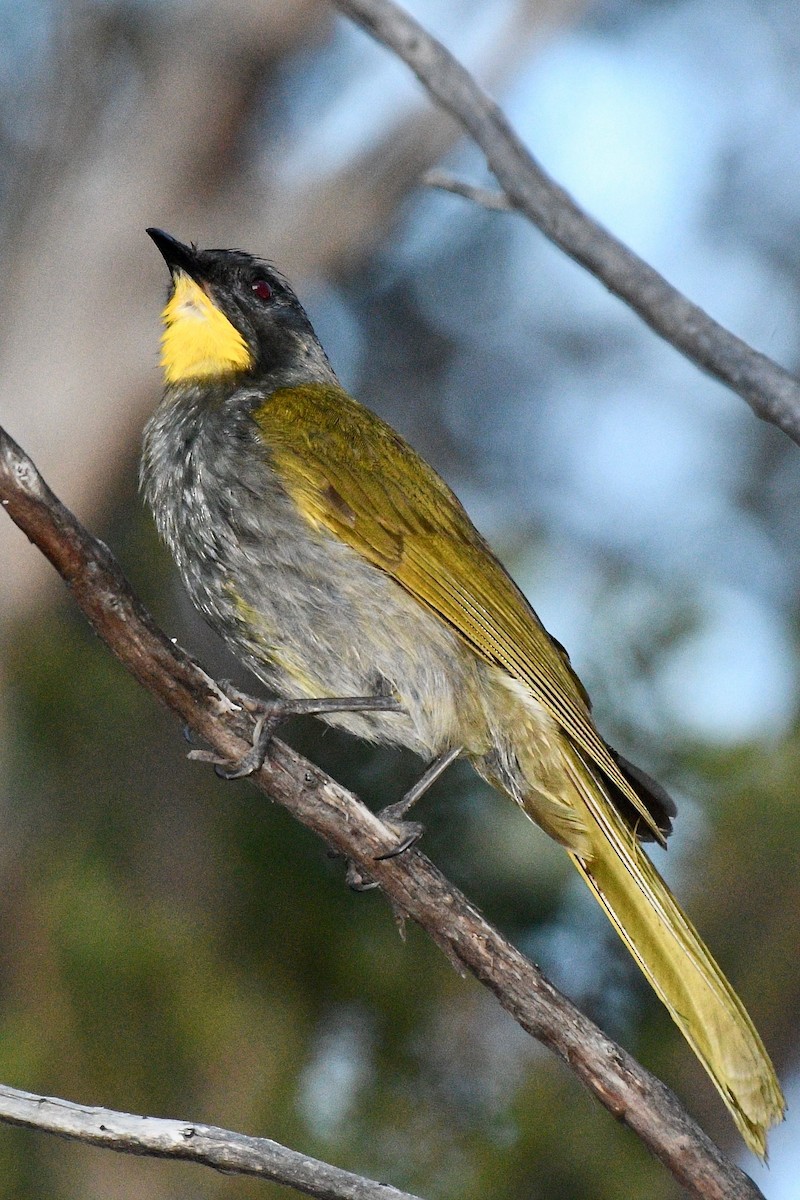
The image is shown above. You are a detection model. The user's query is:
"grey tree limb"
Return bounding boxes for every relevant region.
[0,1083,422,1200]
[0,423,768,1200]
[332,0,800,447]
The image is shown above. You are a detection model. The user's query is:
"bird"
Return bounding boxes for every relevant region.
[141,227,784,1155]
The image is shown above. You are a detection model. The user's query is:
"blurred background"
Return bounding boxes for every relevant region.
[0,0,799,1196]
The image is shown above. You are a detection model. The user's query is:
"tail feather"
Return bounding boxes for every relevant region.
[606,748,676,841]
[559,751,785,1158]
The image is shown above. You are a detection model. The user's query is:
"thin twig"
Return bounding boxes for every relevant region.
[333,0,800,446]
[0,1084,422,1200]
[422,169,513,211]
[0,427,768,1200]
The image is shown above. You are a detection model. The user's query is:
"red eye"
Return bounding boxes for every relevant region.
[251,278,273,302]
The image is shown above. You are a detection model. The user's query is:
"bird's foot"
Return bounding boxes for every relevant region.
[218,682,271,718]
[372,745,463,863]
[184,683,269,752]
[190,693,404,780]
[345,862,380,892]
[374,803,426,860]
[332,747,462,889]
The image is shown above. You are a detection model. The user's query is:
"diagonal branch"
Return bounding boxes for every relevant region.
[0,1084,422,1200]
[332,0,800,447]
[0,426,768,1200]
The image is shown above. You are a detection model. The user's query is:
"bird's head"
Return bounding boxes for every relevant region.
[147,228,328,387]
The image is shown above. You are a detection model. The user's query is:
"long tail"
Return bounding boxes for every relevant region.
[559,751,785,1158]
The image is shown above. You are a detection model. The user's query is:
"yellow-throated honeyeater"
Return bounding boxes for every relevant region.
[141,228,784,1155]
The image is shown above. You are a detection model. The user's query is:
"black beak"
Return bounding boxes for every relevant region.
[146,228,198,278]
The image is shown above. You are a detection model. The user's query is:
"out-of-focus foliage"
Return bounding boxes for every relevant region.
[0,1,799,1198]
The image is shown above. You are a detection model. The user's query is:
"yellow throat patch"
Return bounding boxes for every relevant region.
[159,272,253,384]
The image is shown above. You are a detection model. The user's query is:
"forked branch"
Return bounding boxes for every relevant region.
[333,0,800,446]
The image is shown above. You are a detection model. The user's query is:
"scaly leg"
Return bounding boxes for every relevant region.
[347,745,463,890]
[375,745,463,858]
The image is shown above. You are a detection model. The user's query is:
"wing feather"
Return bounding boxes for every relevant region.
[255,384,663,842]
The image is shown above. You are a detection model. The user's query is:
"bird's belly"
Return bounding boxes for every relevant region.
[142,416,487,760]
[201,521,488,760]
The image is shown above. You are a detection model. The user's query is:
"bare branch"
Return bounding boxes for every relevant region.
[332,0,800,447]
[422,169,513,211]
[0,1084,422,1200]
[0,424,769,1199]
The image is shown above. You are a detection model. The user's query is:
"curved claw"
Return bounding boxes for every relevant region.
[214,748,263,780]
[346,861,379,891]
[374,817,425,861]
